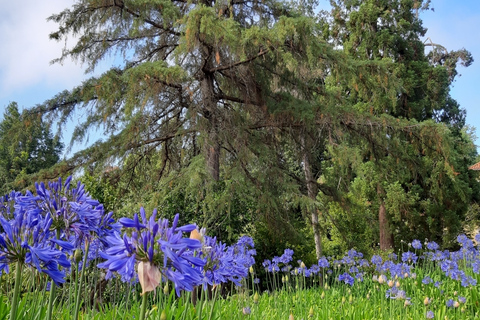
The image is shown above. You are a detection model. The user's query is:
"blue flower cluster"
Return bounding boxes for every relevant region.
[0,177,117,285]
[1,176,257,298]
[195,235,256,287]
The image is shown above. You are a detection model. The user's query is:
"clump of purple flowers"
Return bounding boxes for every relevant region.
[195,234,256,287]
[98,208,205,296]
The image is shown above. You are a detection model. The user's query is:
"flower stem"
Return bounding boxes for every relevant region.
[10,260,23,320]
[139,292,149,320]
[73,240,90,320]
[46,278,57,320]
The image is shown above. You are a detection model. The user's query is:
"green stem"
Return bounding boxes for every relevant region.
[10,260,23,320]
[207,286,219,320]
[47,229,62,320]
[46,277,57,320]
[139,291,149,320]
[73,241,90,320]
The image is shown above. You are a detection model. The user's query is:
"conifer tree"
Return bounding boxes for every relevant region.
[0,102,63,193]
[320,0,476,249]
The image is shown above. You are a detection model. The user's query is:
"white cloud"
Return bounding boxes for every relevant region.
[0,1,86,99]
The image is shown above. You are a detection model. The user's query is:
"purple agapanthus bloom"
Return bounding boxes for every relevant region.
[318,257,330,268]
[279,249,294,264]
[426,241,439,251]
[98,209,204,296]
[411,240,422,250]
[195,234,256,288]
[422,276,433,285]
[371,255,382,266]
[338,272,354,286]
[401,251,418,264]
[0,204,70,285]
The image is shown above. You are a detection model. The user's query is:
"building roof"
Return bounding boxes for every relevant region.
[469,161,480,170]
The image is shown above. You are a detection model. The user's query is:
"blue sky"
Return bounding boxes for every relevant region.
[0,0,479,157]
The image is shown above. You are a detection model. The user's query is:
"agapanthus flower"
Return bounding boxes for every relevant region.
[446,299,454,308]
[0,207,70,285]
[242,307,251,315]
[98,209,204,296]
[195,234,256,287]
[15,177,119,255]
[371,255,382,266]
[279,249,294,264]
[426,310,434,319]
[388,252,398,261]
[338,272,354,286]
[318,257,330,268]
[401,251,418,264]
[411,240,422,250]
[422,276,433,285]
[426,241,439,251]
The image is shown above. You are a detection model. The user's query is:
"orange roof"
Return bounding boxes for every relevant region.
[469,161,480,170]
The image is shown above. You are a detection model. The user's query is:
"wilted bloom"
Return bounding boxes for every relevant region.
[424,297,431,306]
[378,274,387,284]
[138,261,162,295]
[453,301,460,308]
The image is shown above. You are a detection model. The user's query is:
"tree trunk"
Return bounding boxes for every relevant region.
[302,133,322,259]
[377,184,394,250]
[200,43,220,181]
[205,132,220,181]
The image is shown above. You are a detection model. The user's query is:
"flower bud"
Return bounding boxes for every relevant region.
[74,248,83,264]
[160,310,167,320]
[253,292,259,304]
[163,283,169,295]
